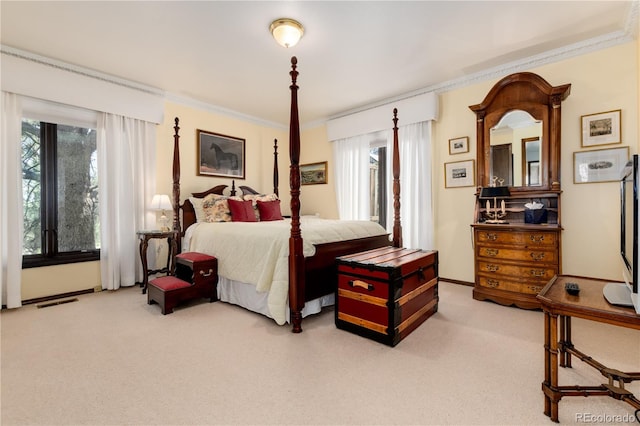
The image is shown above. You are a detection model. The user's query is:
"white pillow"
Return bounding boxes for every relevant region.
[189,197,205,222]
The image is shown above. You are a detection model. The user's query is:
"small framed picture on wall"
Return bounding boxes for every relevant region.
[580,109,621,147]
[444,159,475,188]
[448,136,469,155]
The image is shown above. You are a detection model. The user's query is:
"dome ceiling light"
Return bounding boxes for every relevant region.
[270,18,304,48]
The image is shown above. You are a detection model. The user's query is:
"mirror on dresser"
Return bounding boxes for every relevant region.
[490,110,542,187]
[469,72,571,309]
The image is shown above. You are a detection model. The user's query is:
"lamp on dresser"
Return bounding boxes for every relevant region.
[479,186,510,224]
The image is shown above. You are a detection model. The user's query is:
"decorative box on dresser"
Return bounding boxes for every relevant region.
[468,71,570,310]
[472,192,561,309]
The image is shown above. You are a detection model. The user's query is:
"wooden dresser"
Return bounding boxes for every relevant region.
[468,71,570,310]
[472,222,560,309]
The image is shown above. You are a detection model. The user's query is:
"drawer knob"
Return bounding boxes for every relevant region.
[530,269,546,277]
[527,285,543,293]
[485,248,499,257]
[530,235,545,243]
[487,279,500,288]
[485,264,499,272]
[349,279,374,291]
[199,269,214,277]
[486,233,498,241]
[530,252,546,261]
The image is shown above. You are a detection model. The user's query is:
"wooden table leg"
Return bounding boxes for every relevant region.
[139,236,150,294]
[169,235,178,275]
[549,312,560,422]
[559,314,566,367]
[565,316,572,368]
[543,310,552,417]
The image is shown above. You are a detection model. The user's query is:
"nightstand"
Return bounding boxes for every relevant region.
[136,230,178,294]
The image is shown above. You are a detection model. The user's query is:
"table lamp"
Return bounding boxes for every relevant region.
[150,194,172,232]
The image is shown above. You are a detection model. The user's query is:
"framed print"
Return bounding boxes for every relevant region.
[197,130,245,178]
[580,109,621,147]
[300,161,328,185]
[573,146,629,184]
[445,159,475,188]
[449,136,469,155]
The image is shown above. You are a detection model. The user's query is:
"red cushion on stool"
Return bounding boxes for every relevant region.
[176,252,216,262]
[149,276,191,291]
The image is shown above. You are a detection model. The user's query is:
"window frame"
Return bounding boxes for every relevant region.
[21,120,100,269]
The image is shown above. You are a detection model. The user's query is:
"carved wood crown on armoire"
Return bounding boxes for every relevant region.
[469,72,571,309]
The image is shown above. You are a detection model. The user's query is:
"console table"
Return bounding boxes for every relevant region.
[537,275,640,422]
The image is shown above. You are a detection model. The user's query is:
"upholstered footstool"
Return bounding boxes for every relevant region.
[147,276,193,315]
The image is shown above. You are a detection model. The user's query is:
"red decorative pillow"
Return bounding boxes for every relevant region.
[228,199,257,222]
[257,200,284,221]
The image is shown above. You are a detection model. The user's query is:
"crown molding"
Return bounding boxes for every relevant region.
[164,92,286,130]
[1,45,165,97]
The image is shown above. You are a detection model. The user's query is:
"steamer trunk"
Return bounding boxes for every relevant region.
[335,246,439,346]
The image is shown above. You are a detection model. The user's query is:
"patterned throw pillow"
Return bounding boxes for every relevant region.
[202,194,242,222]
[243,193,279,220]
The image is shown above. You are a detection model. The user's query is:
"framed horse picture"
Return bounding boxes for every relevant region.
[197,130,245,179]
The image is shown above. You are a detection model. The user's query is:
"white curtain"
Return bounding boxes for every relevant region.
[0,92,23,308]
[97,113,156,290]
[333,133,379,220]
[333,121,434,250]
[389,121,434,250]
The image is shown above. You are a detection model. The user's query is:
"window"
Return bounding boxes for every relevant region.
[369,146,387,227]
[22,119,100,267]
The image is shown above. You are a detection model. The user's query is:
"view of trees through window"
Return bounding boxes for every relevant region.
[22,119,100,265]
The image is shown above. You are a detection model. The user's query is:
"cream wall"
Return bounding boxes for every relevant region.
[21,262,100,301]
[435,41,638,283]
[299,125,339,218]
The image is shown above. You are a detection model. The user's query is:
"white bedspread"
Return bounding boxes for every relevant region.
[185,217,388,325]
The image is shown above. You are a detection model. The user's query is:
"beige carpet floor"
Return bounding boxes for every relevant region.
[1,281,639,425]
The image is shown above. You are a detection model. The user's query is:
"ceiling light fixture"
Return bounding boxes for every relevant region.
[270,18,304,48]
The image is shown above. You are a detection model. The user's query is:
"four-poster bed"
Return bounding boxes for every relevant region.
[170,57,404,332]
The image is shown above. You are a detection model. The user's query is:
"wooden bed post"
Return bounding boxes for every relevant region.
[273,139,279,197]
[172,117,182,250]
[288,57,305,333]
[392,108,402,248]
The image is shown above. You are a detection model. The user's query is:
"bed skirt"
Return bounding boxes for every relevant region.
[217,276,335,324]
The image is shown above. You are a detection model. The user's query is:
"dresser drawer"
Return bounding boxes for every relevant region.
[476,230,558,247]
[477,246,558,264]
[477,261,558,280]
[477,275,546,295]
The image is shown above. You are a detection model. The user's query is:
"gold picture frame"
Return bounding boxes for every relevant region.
[580,109,621,147]
[197,130,245,179]
[300,161,328,185]
[444,159,475,188]
[449,136,469,155]
[573,146,629,184]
